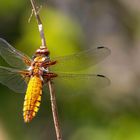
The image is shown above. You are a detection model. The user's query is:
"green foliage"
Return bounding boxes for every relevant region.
[0,0,26,17]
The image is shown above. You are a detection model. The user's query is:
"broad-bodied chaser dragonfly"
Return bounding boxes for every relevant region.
[0,38,110,122]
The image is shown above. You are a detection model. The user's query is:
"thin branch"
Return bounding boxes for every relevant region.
[48,81,62,140]
[29,0,62,140]
[30,0,46,47]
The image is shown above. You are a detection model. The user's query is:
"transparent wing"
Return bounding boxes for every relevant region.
[53,72,110,89]
[0,38,32,69]
[50,46,110,72]
[0,66,29,93]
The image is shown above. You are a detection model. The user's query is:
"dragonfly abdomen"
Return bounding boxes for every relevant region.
[23,76,42,123]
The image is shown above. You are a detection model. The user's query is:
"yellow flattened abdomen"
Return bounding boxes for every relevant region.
[23,76,42,123]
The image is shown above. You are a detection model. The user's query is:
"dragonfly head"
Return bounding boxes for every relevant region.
[35,48,50,56]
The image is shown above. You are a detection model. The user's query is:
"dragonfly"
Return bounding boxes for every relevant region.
[0,38,110,123]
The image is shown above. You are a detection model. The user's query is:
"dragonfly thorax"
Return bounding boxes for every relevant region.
[28,55,48,77]
[33,56,47,63]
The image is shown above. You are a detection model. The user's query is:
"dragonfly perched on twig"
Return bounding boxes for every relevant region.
[0,38,110,122]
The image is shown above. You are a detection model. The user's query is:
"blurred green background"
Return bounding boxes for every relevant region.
[0,0,140,140]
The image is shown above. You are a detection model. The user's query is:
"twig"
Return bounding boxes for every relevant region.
[28,9,34,23]
[48,80,62,140]
[29,0,62,140]
[30,0,46,47]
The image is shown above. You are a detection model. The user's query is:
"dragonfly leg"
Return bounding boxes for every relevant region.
[42,60,57,68]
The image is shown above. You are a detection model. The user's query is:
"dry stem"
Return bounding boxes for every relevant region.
[30,0,46,47]
[30,0,62,139]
